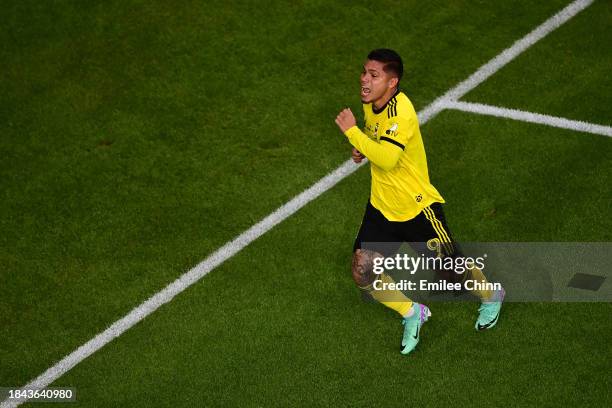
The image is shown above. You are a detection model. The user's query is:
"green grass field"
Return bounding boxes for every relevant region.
[1,0,611,406]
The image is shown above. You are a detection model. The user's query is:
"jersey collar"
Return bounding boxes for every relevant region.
[371,88,401,114]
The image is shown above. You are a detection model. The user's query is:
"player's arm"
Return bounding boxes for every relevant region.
[335,108,403,171]
[344,126,402,171]
[350,106,367,163]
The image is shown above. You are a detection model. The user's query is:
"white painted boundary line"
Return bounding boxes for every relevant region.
[1,1,594,407]
[443,100,612,137]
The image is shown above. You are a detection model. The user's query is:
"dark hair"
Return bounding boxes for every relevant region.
[367,49,403,83]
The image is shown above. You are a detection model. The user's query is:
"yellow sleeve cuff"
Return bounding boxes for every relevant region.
[343,126,362,141]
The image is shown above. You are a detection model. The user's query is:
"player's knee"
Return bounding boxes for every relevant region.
[351,249,378,288]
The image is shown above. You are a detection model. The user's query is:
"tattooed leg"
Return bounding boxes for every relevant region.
[351,249,380,288]
[352,249,414,316]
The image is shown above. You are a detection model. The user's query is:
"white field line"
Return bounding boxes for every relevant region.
[1,1,594,407]
[443,100,612,137]
[419,0,594,123]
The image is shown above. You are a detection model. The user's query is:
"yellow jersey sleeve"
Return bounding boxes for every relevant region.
[344,126,402,171]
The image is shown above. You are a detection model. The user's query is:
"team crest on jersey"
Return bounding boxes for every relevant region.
[385,123,398,136]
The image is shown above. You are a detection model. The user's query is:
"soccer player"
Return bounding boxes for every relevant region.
[334,49,504,355]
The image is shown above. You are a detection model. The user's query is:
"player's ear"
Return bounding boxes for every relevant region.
[388,76,399,90]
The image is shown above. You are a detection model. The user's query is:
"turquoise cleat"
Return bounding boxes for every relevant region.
[401,303,431,355]
[475,287,505,331]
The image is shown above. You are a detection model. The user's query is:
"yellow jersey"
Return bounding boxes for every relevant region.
[344,90,444,221]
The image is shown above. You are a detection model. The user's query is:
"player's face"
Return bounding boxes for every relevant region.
[360,60,396,105]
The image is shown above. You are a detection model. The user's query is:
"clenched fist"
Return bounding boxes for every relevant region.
[335,108,357,133]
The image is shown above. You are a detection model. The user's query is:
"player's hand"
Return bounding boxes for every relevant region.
[352,148,365,163]
[335,108,357,133]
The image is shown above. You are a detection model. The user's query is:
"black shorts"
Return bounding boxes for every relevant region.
[353,201,462,259]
